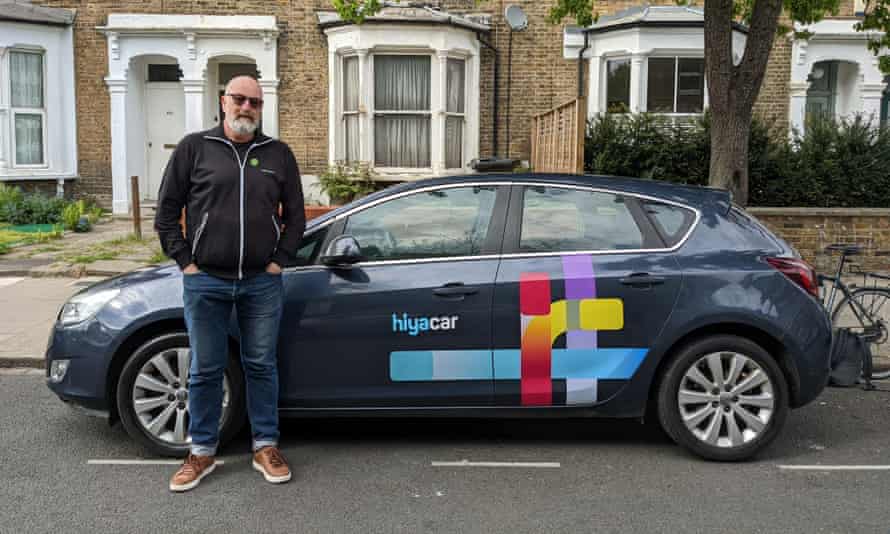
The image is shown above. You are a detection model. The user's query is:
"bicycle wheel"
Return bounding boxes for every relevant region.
[832,288,890,379]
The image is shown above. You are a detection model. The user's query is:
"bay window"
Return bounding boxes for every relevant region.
[324,16,482,178]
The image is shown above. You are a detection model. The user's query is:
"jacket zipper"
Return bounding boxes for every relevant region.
[272,215,281,253]
[204,136,274,279]
[191,212,209,257]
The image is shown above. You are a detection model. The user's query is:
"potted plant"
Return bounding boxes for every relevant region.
[317,161,378,205]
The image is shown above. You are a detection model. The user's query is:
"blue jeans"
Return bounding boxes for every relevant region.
[182,271,283,456]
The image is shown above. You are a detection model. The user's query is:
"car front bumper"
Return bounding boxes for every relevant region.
[45,318,116,418]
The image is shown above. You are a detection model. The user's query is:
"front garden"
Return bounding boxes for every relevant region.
[0,184,107,254]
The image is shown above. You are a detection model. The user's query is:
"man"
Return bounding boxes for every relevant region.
[155,75,305,492]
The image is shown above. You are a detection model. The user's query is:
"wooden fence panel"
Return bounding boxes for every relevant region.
[530,97,586,174]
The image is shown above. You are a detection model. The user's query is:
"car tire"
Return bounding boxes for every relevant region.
[116,332,246,457]
[656,335,789,461]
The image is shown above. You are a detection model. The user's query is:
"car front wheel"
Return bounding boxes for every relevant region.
[116,332,246,457]
[656,335,789,461]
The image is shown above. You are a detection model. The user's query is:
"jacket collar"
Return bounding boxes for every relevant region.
[205,124,272,145]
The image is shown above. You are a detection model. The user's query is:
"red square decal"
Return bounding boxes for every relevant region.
[520,273,551,316]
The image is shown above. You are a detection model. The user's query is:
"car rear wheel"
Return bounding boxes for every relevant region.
[656,335,788,461]
[116,332,246,457]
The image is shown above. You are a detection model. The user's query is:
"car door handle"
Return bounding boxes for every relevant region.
[619,274,666,287]
[433,283,479,297]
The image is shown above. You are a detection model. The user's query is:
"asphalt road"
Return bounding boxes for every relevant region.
[2,372,890,534]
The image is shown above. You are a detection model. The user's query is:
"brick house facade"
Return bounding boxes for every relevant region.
[5,0,870,212]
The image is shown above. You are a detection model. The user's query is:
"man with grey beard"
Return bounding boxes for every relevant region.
[155,75,305,492]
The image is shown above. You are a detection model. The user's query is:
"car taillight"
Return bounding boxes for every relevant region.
[766,257,819,298]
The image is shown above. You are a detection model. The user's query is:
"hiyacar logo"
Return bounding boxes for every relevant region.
[392,313,459,336]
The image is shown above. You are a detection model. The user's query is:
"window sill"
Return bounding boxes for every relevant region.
[371,167,472,181]
[0,169,76,181]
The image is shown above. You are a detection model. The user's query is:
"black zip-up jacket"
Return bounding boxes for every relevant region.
[154,125,305,280]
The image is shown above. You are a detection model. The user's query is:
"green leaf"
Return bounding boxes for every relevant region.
[332,0,384,24]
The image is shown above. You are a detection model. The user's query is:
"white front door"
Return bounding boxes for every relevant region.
[144,84,185,202]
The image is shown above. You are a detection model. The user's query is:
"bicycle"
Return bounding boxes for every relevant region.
[819,243,890,386]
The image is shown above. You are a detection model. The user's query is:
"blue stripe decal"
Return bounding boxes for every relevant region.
[390,350,492,381]
[391,348,648,382]
[390,351,435,381]
[493,348,648,380]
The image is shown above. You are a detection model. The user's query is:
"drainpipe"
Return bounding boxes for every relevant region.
[578,30,590,98]
[476,32,499,156]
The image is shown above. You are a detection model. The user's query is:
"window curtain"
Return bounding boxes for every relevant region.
[15,114,43,165]
[10,52,43,108]
[445,58,465,169]
[343,56,360,162]
[374,56,430,167]
[446,58,465,113]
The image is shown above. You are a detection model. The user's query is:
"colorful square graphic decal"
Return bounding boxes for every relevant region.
[388,255,648,407]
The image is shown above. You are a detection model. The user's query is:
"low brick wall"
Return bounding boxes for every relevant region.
[748,208,890,273]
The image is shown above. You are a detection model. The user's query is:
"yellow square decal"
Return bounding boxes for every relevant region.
[579,298,624,331]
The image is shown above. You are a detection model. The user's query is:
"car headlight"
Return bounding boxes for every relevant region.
[59,288,120,326]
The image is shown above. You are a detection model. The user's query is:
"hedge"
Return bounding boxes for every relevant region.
[584,113,890,207]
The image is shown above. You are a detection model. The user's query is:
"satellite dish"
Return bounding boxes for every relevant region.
[504,4,528,31]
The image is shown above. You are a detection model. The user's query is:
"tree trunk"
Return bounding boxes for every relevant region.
[710,112,751,205]
[703,0,783,207]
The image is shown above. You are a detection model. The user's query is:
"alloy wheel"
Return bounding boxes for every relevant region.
[677,351,775,448]
[131,347,230,446]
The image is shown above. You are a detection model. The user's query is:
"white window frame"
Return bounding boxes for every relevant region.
[370,51,433,173]
[644,55,707,119]
[444,55,467,170]
[9,48,48,169]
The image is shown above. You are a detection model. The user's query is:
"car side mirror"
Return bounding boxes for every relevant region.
[321,235,364,267]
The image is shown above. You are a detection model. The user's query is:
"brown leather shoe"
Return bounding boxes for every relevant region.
[252,446,292,483]
[169,453,216,492]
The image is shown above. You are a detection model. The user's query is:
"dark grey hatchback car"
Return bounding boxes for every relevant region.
[45,174,832,461]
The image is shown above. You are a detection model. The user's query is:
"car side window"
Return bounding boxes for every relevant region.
[642,200,695,247]
[519,186,644,252]
[292,227,329,266]
[344,186,498,261]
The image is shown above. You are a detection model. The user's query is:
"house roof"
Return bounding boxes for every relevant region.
[317,3,490,32]
[0,0,75,26]
[584,5,747,34]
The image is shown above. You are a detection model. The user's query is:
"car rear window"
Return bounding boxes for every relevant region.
[642,200,695,247]
[519,186,644,252]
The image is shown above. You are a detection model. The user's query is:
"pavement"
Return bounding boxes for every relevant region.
[0,277,105,367]
[4,372,890,533]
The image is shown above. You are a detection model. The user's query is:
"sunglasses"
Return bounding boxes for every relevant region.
[225,93,264,108]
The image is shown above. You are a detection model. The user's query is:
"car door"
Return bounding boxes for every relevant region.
[491,183,684,407]
[277,183,509,408]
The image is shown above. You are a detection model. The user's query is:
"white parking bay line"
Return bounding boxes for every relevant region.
[778,465,890,471]
[432,460,560,468]
[0,277,24,288]
[88,459,227,466]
